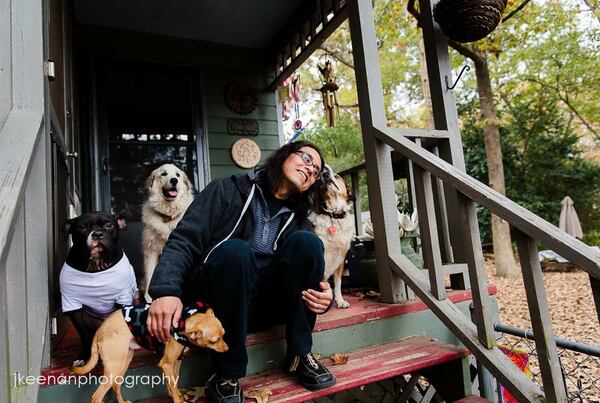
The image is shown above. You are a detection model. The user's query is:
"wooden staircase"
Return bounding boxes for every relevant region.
[39,288,496,402]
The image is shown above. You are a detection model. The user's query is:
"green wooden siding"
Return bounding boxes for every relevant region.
[203,69,281,180]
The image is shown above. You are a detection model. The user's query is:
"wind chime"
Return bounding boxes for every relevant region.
[317,59,340,127]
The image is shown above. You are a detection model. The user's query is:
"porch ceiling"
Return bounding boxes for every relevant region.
[74,0,302,49]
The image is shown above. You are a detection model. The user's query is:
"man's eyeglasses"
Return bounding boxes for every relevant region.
[294,150,322,180]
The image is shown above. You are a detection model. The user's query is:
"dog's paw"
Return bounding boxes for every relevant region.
[336,299,350,309]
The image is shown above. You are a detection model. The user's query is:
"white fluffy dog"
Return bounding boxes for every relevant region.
[142,164,194,299]
[309,165,354,308]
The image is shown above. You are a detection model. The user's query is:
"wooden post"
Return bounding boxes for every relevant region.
[590,274,600,327]
[514,230,568,402]
[351,172,362,236]
[413,163,445,300]
[432,145,454,264]
[418,0,468,267]
[456,193,495,348]
[348,0,406,303]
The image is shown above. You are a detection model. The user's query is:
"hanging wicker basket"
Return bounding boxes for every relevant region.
[433,0,507,43]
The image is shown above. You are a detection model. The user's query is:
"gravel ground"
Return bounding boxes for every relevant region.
[486,255,600,402]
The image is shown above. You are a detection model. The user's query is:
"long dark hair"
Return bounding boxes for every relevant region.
[260,140,325,218]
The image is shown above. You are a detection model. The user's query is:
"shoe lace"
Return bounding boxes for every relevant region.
[220,378,239,387]
[306,353,319,369]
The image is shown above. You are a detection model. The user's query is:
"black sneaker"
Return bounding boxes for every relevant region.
[286,353,337,390]
[205,374,245,403]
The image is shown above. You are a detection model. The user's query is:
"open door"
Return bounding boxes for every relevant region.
[89,59,206,281]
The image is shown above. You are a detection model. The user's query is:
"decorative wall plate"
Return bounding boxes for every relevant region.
[231,138,261,169]
[224,81,257,115]
[227,118,259,136]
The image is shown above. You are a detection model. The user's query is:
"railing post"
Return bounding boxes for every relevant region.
[413,163,445,300]
[514,230,568,402]
[348,0,406,303]
[351,172,362,236]
[456,193,495,347]
[589,274,600,327]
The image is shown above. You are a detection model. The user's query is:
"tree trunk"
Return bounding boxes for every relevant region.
[474,55,518,278]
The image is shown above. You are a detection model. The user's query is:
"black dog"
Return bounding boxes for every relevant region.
[60,212,138,364]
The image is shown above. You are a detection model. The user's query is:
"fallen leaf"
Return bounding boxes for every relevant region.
[246,387,273,403]
[366,290,380,298]
[330,352,349,365]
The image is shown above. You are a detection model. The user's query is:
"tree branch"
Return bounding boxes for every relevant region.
[318,45,355,69]
[448,40,483,63]
[502,0,533,23]
[407,0,422,26]
[526,77,600,139]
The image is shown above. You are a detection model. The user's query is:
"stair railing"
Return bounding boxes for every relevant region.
[347,0,600,402]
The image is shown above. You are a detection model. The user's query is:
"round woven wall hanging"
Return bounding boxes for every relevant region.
[231,138,261,169]
[224,81,257,115]
[433,0,507,43]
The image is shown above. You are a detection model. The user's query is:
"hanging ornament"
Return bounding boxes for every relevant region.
[290,73,303,132]
[317,59,340,127]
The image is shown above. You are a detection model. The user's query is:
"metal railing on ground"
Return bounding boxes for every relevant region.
[494,322,600,402]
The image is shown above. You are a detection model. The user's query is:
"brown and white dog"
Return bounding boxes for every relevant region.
[71,304,227,403]
[309,164,354,308]
[142,164,194,299]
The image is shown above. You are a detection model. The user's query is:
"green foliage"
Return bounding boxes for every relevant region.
[302,114,364,172]
[461,95,600,243]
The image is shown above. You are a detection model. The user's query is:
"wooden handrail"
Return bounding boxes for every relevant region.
[373,125,600,278]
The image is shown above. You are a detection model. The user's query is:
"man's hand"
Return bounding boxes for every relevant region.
[302,281,333,314]
[147,296,183,343]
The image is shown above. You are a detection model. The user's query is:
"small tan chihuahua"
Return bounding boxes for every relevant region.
[71,302,228,403]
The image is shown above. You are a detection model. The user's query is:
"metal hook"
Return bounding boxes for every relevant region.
[445,65,470,90]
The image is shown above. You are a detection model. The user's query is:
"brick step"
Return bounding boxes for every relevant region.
[136,335,470,403]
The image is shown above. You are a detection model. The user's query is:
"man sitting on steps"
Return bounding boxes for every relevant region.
[147,140,336,403]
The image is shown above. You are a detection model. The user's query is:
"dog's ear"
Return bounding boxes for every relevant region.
[116,216,128,231]
[311,188,322,212]
[206,308,215,317]
[182,170,194,193]
[186,328,203,341]
[145,170,156,192]
[63,219,74,241]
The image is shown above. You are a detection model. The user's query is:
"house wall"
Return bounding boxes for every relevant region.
[0,0,11,127]
[0,0,49,401]
[73,25,282,184]
[203,70,281,178]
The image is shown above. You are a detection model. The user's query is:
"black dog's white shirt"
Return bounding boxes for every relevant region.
[60,253,137,317]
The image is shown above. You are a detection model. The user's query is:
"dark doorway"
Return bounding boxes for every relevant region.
[91,60,206,280]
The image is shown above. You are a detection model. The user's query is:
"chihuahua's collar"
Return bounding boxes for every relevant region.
[318,206,347,219]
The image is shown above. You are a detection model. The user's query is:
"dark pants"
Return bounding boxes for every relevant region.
[184,231,324,378]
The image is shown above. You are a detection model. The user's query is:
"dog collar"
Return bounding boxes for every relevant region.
[318,207,347,220]
[157,212,180,223]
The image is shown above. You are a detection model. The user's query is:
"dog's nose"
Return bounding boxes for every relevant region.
[170,177,178,186]
[91,230,104,240]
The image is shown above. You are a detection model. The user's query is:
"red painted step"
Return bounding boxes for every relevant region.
[42,287,495,385]
[453,395,490,402]
[137,335,470,403]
